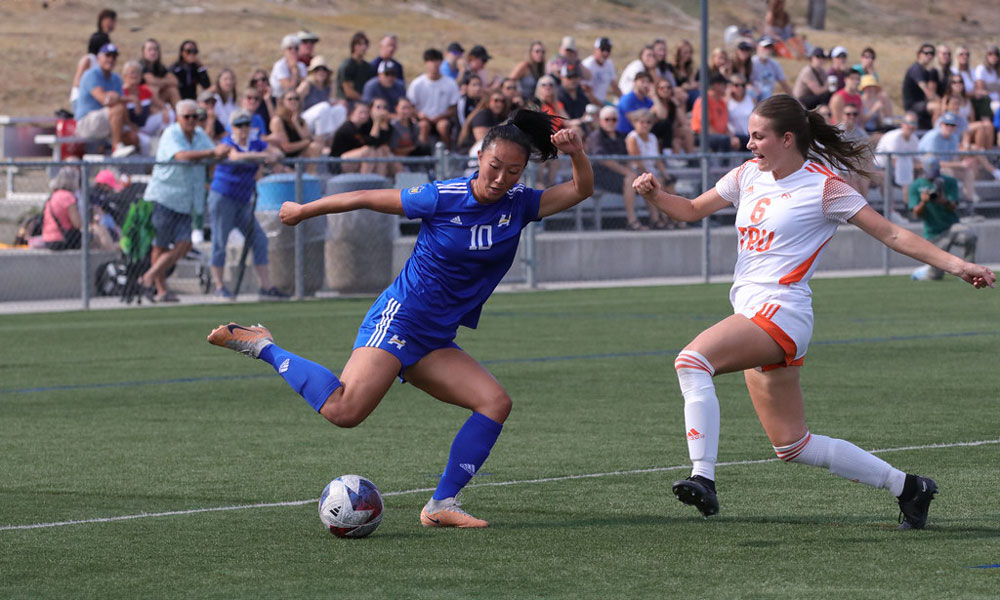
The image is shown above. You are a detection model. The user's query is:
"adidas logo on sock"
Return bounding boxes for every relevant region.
[278,358,290,374]
[687,428,704,441]
[460,463,477,476]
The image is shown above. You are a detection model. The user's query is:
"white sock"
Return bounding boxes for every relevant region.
[674,350,719,481]
[774,432,906,496]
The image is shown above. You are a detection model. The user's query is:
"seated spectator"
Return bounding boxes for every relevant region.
[442,42,465,80]
[859,75,894,140]
[534,75,569,186]
[690,74,739,152]
[71,8,116,104]
[335,31,376,102]
[903,43,940,130]
[89,168,125,250]
[816,104,833,124]
[581,37,619,106]
[466,45,502,90]
[328,101,396,177]
[557,63,590,133]
[829,69,862,125]
[651,78,694,155]
[763,0,806,58]
[651,39,677,83]
[499,77,525,109]
[935,94,999,182]
[140,99,229,302]
[74,43,138,157]
[951,46,975,96]
[750,37,792,100]
[726,75,754,148]
[139,38,181,108]
[248,69,277,135]
[973,45,1000,114]
[298,57,346,146]
[389,97,431,159]
[269,89,324,166]
[197,90,227,142]
[874,112,920,204]
[509,41,547,103]
[908,157,977,281]
[362,60,407,113]
[826,46,851,92]
[793,47,832,110]
[371,35,403,81]
[170,40,211,101]
[209,109,286,300]
[296,30,320,67]
[616,71,655,135]
[270,34,307,101]
[619,45,670,96]
[234,86,270,143]
[297,56,334,112]
[546,37,590,82]
[625,108,674,229]
[585,106,643,230]
[122,60,173,155]
[932,45,954,92]
[851,47,881,80]
[731,41,756,99]
[456,92,510,154]
[673,40,699,101]
[707,47,731,81]
[407,48,460,149]
[41,166,83,251]
[456,73,484,128]
[918,111,998,202]
[213,68,239,127]
[836,105,872,196]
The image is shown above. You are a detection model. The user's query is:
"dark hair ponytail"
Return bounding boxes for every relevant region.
[752,95,874,178]
[480,108,559,163]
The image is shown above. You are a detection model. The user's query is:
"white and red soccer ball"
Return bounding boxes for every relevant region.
[318,475,383,538]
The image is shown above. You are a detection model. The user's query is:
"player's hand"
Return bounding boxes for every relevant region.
[551,129,583,155]
[959,263,996,289]
[279,201,305,226]
[632,172,660,197]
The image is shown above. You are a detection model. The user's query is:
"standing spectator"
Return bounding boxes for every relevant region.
[336,32,376,102]
[212,68,239,128]
[441,42,465,80]
[826,46,851,92]
[903,43,940,130]
[170,40,211,101]
[270,89,324,164]
[625,108,674,229]
[932,45,954,88]
[726,75,754,148]
[296,30,319,67]
[328,101,396,177]
[582,37,619,106]
[616,71,654,135]
[620,45,670,97]
[140,38,181,108]
[731,41,755,99]
[371,35,403,81]
[456,73,484,128]
[585,106,643,230]
[299,57,347,146]
[71,8,117,103]
[859,75,894,140]
[197,90,227,142]
[691,74,740,152]
[41,166,83,251]
[362,60,407,113]
[793,47,832,110]
[875,112,921,204]
[973,45,1000,114]
[509,41,547,103]
[407,48,460,148]
[248,69,276,136]
[209,109,286,300]
[750,37,792,100]
[952,46,975,96]
[651,78,694,156]
[140,99,229,302]
[466,45,502,90]
[74,43,137,158]
[908,158,977,281]
[270,34,307,101]
[456,92,511,155]
[829,69,862,125]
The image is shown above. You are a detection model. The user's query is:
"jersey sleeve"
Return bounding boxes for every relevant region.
[821,176,868,223]
[521,186,543,223]
[400,182,440,220]
[714,161,750,207]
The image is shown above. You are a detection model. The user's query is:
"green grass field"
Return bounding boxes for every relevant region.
[1,276,998,599]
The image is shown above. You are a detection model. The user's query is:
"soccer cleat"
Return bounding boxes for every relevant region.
[207,322,274,358]
[420,496,489,528]
[672,475,719,518]
[897,475,938,530]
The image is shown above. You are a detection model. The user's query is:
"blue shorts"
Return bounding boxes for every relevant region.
[353,296,461,381]
[151,202,192,248]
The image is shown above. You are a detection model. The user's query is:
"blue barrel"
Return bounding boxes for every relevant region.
[255,173,323,210]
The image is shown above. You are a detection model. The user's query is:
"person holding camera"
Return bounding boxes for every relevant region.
[908,157,977,281]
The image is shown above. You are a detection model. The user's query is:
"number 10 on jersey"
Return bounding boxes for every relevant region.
[469,225,493,251]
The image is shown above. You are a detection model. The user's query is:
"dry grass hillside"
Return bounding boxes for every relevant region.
[0,0,998,116]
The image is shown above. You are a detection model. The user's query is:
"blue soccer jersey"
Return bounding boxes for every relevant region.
[359,173,542,342]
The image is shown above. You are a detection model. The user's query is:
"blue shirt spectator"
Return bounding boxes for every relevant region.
[616,74,655,135]
[362,60,407,112]
[75,66,123,120]
[145,121,215,215]
[917,113,961,161]
[211,134,268,203]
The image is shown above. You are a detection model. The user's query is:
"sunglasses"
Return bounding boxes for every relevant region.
[179,114,198,120]
[730,83,745,87]
[233,122,251,128]
[941,122,957,127]
[920,50,934,55]
[844,111,859,116]
[183,47,199,55]
[601,117,618,122]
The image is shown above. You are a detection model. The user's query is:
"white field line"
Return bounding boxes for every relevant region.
[3,437,997,532]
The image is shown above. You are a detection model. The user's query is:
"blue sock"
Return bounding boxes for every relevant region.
[259,344,341,412]
[433,412,503,500]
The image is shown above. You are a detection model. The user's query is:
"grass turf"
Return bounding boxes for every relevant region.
[1,276,998,599]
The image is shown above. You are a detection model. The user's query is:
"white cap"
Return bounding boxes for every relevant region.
[831,46,848,58]
[560,36,576,51]
[281,34,300,50]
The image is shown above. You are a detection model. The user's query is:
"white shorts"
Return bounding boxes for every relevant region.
[76,108,111,140]
[731,283,814,370]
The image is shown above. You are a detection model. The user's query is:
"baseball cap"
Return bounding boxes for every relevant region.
[560,62,581,78]
[98,43,119,56]
[377,59,400,76]
[447,42,464,54]
[758,36,775,48]
[469,45,491,61]
[595,37,612,51]
[859,74,879,91]
[940,112,959,126]
[737,40,753,51]
[94,169,123,191]
[229,109,253,127]
[197,89,216,103]
[281,34,300,50]
[923,156,941,177]
[831,46,848,58]
[810,47,828,59]
[308,56,330,71]
[297,30,319,43]
[560,36,577,52]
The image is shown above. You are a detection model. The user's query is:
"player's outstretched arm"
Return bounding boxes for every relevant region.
[279,189,406,226]
[633,172,729,222]
[537,129,594,218]
[849,205,996,289]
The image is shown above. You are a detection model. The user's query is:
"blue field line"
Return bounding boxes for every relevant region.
[1,329,997,396]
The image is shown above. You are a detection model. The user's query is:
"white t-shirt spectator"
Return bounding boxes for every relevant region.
[581,55,617,103]
[270,58,307,99]
[875,127,920,186]
[407,74,460,119]
[972,64,1000,104]
[750,56,787,100]
[727,95,755,137]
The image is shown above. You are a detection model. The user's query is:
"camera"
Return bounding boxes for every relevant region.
[928,177,945,201]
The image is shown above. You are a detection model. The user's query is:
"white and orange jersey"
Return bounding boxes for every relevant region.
[715,159,868,305]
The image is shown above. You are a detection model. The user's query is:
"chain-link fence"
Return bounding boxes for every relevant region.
[2,148,999,310]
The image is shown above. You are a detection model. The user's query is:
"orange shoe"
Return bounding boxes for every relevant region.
[420,497,489,528]
[207,322,274,358]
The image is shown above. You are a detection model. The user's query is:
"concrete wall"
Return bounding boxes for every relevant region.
[0,249,118,300]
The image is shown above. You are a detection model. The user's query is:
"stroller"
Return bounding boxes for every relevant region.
[93,188,157,304]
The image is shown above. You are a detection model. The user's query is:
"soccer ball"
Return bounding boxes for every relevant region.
[318,475,383,538]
